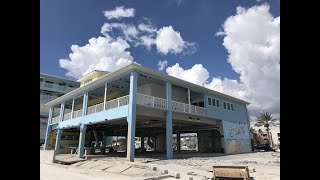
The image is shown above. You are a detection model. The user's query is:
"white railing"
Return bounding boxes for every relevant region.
[119,95,130,106]
[172,101,190,113]
[137,93,167,109]
[172,101,206,117]
[87,102,104,115]
[63,112,72,121]
[195,106,206,116]
[51,116,60,124]
[106,95,129,110]
[40,82,76,92]
[73,109,83,118]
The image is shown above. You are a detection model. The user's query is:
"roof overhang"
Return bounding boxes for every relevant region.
[46,63,250,107]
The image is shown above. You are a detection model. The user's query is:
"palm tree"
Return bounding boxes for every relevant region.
[254,112,278,147]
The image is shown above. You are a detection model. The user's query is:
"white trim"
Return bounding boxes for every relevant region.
[46,64,250,107]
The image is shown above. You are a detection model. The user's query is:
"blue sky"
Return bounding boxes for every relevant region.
[40,0,279,80]
[40,0,280,118]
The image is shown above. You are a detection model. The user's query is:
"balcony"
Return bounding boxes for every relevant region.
[50,94,206,125]
[40,82,77,93]
[136,93,206,116]
[172,100,206,117]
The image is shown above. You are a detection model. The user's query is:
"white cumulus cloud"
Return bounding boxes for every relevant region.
[103,6,135,20]
[164,4,279,120]
[154,26,187,54]
[208,4,280,118]
[138,23,157,33]
[158,60,168,71]
[166,63,209,86]
[59,36,133,79]
[101,23,139,43]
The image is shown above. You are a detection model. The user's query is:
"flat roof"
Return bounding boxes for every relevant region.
[46,63,250,106]
[40,73,79,85]
[76,70,110,82]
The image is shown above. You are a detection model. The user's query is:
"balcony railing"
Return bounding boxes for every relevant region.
[51,116,60,124]
[40,82,76,92]
[63,112,72,121]
[73,109,83,119]
[105,95,129,110]
[87,102,104,115]
[172,101,206,117]
[49,94,206,125]
[137,93,167,109]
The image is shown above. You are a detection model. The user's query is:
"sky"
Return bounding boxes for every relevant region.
[40,0,280,122]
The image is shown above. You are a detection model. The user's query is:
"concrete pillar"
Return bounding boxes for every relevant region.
[204,93,208,116]
[127,71,138,162]
[141,136,145,152]
[82,92,88,116]
[78,124,87,158]
[166,82,173,159]
[103,83,107,110]
[71,98,75,119]
[44,107,53,150]
[54,129,63,154]
[177,133,181,152]
[102,131,106,154]
[188,89,191,113]
[59,102,65,122]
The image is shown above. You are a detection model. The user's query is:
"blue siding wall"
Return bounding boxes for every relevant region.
[57,105,129,129]
[206,93,248,124]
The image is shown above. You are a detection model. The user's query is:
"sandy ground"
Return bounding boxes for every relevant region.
[43,151,279,180]
[141,151,280,180]
[40,163,135,180]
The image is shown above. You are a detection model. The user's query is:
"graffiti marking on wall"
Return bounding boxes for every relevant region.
[230,126,246,137]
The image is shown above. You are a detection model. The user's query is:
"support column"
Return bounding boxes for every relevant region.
[78,124,87,158]
[188,89,191,113]
[166,82,173,159]
[82,92,88,116]
[127,71,138,162]
[204,93,208,116]
[141,136,145,152]
[177,133,181,152]
[102,131,106,154]
[71,98,75,119]
[103,83,107,110]
[44,107,53,150]
[59,102,65,122]
[54,129,63,155]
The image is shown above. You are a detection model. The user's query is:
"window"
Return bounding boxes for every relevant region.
[208,98,211,105]
[216,100,220,107]
[211,98,215,106]
[231,104,234,111]
[224,102,226,109]
[227,103,230,110]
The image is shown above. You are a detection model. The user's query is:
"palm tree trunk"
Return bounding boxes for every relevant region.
[266,128,272,147]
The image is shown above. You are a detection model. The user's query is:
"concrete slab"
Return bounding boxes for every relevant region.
[104,164,132,173]
[78,161,106,169]
[121,167,148,175]
[92,163,114,171]
[70,161,87,167]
